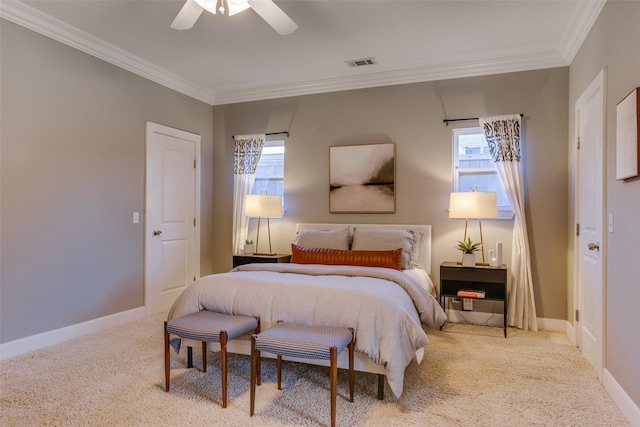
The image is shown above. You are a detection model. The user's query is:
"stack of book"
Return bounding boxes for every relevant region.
[457,289,486,299]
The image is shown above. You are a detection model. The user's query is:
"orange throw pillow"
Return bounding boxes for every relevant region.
[291,244,402,270]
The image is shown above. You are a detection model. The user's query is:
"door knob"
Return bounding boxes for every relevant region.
[153,230,162,236]
[587,242,600,251]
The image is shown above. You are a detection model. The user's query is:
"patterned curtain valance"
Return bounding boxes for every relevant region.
[234,134,266,175]
[479,115,522,162]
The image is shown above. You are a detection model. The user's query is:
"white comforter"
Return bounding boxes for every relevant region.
[167,263,447,398]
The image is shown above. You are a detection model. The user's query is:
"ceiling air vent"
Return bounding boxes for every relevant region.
[345,57,377,68]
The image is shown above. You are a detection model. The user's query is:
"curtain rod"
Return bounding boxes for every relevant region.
[232,131,289,138]
[443,113,524,126]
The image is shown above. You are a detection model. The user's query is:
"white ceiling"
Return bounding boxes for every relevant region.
[1,0,605,105]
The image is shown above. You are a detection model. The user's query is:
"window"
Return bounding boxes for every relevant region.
[251,140,284,210]
[452,128,513,217]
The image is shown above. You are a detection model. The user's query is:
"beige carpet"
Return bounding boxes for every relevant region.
[0,314,630,427]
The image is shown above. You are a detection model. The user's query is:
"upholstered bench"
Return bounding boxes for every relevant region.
[164,310,259,408]
[250,322,354,427]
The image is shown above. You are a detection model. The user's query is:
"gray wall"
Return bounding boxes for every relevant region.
[569,1,640,407]
[1,20,214,343]
[212,68,569,321]
[3,0,637,413]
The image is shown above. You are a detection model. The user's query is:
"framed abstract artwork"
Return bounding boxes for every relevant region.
[329,142,395,213]
[616,87,640,181]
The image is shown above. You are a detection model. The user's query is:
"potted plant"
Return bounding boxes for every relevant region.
[244,239,255,255]
[456,237,481,267]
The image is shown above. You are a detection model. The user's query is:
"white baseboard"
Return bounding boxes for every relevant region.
[564,320,576,345]
[0,306,146,361]
[604,369,640,427]
[445,308,568,333]
[536,317,571,334]
[445,308,505,327]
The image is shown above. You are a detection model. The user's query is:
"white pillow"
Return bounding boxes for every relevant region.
[351,228,420,269]
[293,227,350,250]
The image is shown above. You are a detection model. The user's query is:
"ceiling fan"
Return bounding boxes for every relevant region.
[171,0,298,35]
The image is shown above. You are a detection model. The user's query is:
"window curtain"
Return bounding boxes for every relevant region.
[479,115,538,331]
[232,134,265,255]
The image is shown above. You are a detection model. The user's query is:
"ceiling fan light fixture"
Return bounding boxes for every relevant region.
[227,0,251,16]
[194,0,250,16]
[172,0,297,35]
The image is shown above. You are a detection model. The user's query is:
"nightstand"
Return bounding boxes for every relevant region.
[233,254,292,268]
[440,261,508,337]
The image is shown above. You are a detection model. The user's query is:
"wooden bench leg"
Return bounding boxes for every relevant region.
[330,346,337,427]
[250,335,256,416]
[187,346,193,368]
[220,330,228,408]
[254,318,261,385]
[164,322,170,392]
[348,328,354,403]
[202,341,207,372]
[277,355,282,390]
[377,374,384,400]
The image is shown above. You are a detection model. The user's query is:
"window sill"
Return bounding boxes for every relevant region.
[497,209,515,220]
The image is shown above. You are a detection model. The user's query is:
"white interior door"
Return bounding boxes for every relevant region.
[574,70,605,380]
[145,122,200,315]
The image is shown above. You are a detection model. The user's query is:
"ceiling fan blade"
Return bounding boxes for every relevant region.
[171,0,205,30]
[248,0,298,35]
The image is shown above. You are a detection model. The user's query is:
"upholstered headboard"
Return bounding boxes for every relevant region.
[295,223,432,275]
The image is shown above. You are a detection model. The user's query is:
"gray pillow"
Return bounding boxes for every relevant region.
[293,227,350,250]
[351,228,420,269]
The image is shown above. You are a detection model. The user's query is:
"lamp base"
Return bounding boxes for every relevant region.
[455,261,491,266]
[253,252,277,256]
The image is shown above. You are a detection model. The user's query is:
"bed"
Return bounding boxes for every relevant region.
[167,223,447,399]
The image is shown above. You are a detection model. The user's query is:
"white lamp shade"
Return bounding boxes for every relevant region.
[244,194,283,217]
[449,192,498,219]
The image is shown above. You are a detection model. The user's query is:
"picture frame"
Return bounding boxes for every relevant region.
[329,142,396,213]
[616,87,640,181]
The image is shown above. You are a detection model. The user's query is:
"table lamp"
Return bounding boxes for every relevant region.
[244,194,283,255]
[449,191,498,264]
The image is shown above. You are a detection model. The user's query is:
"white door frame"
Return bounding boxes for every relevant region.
[144,121,201,315]
[573,69,606,378]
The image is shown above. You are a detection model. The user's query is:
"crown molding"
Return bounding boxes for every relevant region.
[213,50,567,105]
[0,0,215,105]
[558,0,607,63]
[2,0,602,107]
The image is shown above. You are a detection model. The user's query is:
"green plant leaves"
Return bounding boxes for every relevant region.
[456,237,482,253]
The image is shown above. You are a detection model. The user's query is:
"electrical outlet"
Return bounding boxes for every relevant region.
[463,298,473,311]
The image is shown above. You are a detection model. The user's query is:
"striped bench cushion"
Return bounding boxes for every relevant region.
[255,322,352,360]
[166,311,258,342]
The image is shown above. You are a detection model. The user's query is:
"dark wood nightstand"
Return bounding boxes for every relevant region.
[232,254,292,268]
[440,261,508,337]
